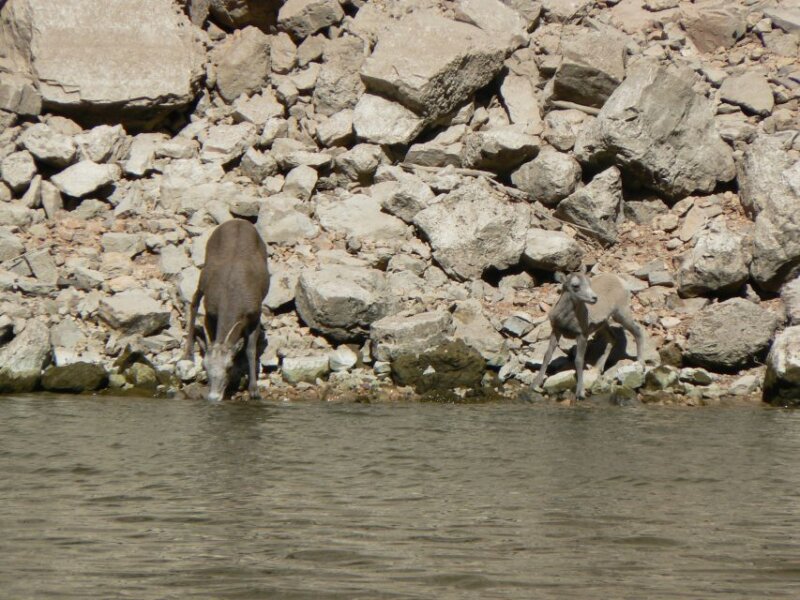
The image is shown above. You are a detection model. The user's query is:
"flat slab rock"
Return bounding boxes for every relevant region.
[0,0,205,120]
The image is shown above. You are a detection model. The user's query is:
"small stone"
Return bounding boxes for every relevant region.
[282,355,330,384]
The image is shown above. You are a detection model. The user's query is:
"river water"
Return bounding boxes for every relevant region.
[1,395,800,599]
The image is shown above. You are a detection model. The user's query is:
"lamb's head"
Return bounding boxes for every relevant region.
[556,267,598,305]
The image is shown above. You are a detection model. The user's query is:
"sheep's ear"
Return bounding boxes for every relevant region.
[554,271,565,283]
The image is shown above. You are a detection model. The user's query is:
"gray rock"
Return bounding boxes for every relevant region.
[74,124,127,163]
[500,74,543,129]
[764,325,800,406]
[208,0,279,30]
[1,151,36,193]
[313,37,365,117]
[257,194,318,246]
[684,298,781,370]
[455,0,528,51]
[283,165,318,201]
[763,7,800,33]
[781,277,800,325]
[511,146,581,205]
[317,193,408,242]
[719,72,774,117]
[240,147,279,184]
[328,345,358,372]
[0,73,41,116]
[232,91,284,125]
[335,144,387,183]
[413,179,531,281]
[353,94,424,146]
[737,134,793,216]
[0,320,51,393]
[582,60,735,199]
[541,0,592,22]
[123,133,166,177]
[41,362,108,393]
[553,30,626,108]
[19,123,76,168]
[316,110,354,147]
[391,339,486,393]
[451,299,509,367]
[98,290,171,336]
[212,26,271,102]
[370,310,453,362]
[200,122,257,164]
[543,109,588,151]
[101,233,145,258]
[278,0,344,39]
[556,166,622,245]
[26,248,58,284]
[159,244,190,277]
[0,202,34,227]
[371,175,435,224]
[0,0,204,121]
[281,355,330,384]
[295,265,397,342]
[51,160,120,198]
[677,221,751,297]
[0,229,24,262]
[360,11,506,120]
[461,126,540,172]
[522,228,583,272]
[264,261,300,309]
[679,1,746,53]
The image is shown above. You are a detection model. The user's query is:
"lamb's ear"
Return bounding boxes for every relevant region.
[554,271,565,283]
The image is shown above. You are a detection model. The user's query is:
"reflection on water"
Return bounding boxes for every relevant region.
[1,396,800,599]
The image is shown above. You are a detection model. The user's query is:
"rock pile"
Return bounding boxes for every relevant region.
[0,0,797,404]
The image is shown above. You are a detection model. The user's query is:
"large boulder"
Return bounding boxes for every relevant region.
[370,311,453,362]
[677,221,751,297]
[295,265,397,342]
[413,180,531,281]
[19,123,76,168]
[764,326,800,407]
[553,30,626,108]
[684,298,782,370]
[555,166,623,245]
[41,362,108,394]
[391,339,486,394]
[0,320,51,393]
[0,0,205,122]
[578,60,735,199]
[360,11,507,120]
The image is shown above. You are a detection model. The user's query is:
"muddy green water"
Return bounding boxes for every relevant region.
[1,396,799,599]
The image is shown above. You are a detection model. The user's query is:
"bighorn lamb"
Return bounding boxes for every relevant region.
[533,267,646,399]
[183,219,269,402]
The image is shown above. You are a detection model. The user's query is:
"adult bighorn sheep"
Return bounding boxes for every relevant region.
[183,219,270,402]
[533,266,646,399]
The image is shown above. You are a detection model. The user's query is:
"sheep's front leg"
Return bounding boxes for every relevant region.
[574,335,588,400]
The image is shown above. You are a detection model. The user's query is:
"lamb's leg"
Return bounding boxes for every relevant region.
[594,325,615,374]
[182,288,203,360]
[615,307,646,364]
[246,324,261,400]
[575,335,588,400]
[533,333,560,390]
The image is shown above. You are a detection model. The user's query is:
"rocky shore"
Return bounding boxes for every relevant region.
[0,0,798,405]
